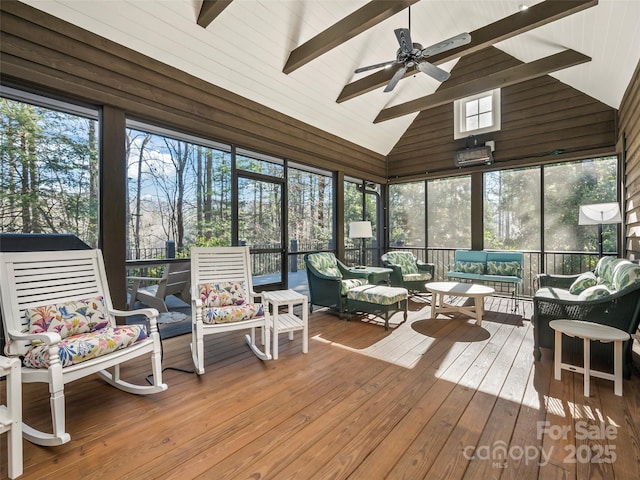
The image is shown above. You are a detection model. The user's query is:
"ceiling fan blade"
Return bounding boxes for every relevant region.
[416,61,450,82]
[420,32,471,58]
[384,65,408,93]
[394,28,413,54]
[354,60,397,74]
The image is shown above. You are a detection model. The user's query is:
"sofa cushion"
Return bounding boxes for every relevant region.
[23,324,148,368]
[594,256,618,286]
[534,287,581,302]
[26,296,110,342]
[612,261,640,291]
[486,260,520,277]
[578,285,612,301]
[454,260,485,274]
[569,272,598,295]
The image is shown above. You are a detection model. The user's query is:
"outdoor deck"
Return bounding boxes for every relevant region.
[3,295,640,479]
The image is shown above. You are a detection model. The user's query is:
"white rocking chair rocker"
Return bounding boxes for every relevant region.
[0,249,167,446]
[190,246,271,374]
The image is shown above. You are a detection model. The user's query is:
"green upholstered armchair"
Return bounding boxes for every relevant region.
[381,251,434,295]
[304,252,369,318]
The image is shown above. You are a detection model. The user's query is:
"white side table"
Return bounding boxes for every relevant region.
[550,319,630,397]
[262,290,308,360]
[1,356,23,479]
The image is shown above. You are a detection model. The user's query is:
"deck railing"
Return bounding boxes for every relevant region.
[126,244,608,297]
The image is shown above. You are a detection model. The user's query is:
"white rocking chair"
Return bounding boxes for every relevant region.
[0,249,167,446]
[190,246,271,374]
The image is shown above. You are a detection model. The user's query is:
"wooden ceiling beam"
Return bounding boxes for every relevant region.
[283,0,419,75]
[197,0,233,29]
[337,0,598,102]
[374,49,591,123]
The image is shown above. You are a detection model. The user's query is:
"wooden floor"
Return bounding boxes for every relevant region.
[2,295,640,479]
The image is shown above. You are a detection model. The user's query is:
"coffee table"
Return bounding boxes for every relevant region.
[426,281,495,326]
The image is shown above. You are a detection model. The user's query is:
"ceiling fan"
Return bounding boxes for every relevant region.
[355,24,471,93]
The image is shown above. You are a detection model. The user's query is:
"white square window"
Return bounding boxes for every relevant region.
[454,89,501,140]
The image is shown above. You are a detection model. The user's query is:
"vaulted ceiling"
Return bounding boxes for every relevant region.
[20,0,640,156]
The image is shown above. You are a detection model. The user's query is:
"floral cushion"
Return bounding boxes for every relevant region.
[454,261,485,275]
[385,251,418,275]
[199,282,246,307]
[307,252,342,278]
[203,303,264,324]
[578,285,612,301]
[23,325,147,369]
[569,272,598,294]
[486,261,520,277]
[25,296,110,342]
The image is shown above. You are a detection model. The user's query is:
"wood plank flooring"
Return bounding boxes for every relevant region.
[2,295,640,479]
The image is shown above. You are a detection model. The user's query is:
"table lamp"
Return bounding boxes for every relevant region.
[349,221,373,265]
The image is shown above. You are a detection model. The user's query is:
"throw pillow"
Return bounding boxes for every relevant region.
[26,296,110,341]
[455,261,485,274]
[199,282,246,307]
[486,261,520,276]
[577,285,611,301]
[569,271,597,295]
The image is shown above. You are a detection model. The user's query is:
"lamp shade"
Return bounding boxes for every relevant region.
[578,203,622,225]
[349,221,373,239]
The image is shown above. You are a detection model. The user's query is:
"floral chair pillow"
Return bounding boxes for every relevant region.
[25,296,110,341]
[199,282,246,307]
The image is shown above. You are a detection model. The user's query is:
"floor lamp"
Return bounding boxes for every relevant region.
[578,202,622,257]
[349,221,372,266]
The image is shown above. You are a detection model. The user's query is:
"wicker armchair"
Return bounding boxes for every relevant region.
[532,258,640,378]
[304,252,369,318]
[381,251,434,295]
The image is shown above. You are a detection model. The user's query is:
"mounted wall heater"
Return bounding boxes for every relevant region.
[454,145,494,167]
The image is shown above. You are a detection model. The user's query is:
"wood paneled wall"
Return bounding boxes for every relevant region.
[387,47,617,180]
[0,2,386,183]
[619,60,640,260]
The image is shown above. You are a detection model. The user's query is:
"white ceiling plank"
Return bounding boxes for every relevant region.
[19,0,640,155]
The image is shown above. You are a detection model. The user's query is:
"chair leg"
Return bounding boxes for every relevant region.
[21,359,72,446]
[191,323,205,375]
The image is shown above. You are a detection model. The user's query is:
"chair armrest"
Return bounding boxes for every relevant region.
[417,262,435,275]
[8,330,62,345]
[338,265,369,281]
[110,307,160,328]
[127,277,162,284]
[536,273,580,289]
